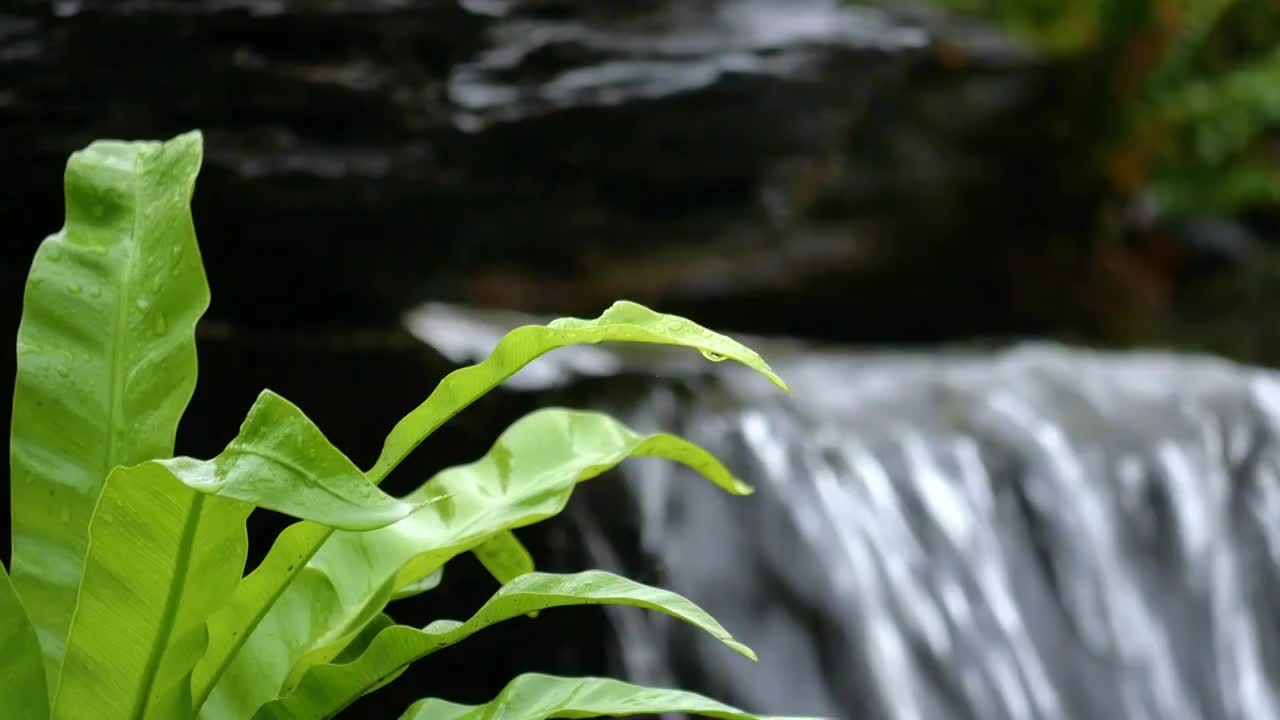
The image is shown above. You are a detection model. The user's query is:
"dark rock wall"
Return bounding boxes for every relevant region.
[2,0,1071,338]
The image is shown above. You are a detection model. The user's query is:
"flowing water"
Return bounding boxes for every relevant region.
[409,304,1280,720]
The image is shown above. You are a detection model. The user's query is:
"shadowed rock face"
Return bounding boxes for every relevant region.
[2,0,1055,339]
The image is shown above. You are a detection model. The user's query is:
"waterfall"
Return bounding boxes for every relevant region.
[407,305,1280,720]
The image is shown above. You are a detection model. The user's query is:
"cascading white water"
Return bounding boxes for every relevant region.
[577,348,1280,720]
[406,304,1280,720]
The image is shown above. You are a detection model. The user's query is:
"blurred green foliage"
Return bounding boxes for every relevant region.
[902,0,1280,218]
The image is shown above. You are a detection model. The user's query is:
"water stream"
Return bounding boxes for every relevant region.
[409,304,1280,720]
[592,349,1280,720]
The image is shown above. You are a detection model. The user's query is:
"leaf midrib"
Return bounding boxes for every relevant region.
[130,492,206,719]
[106,149,145,711]
[228,446,390,512]
[104,145,144,518]
[49,146,147,708]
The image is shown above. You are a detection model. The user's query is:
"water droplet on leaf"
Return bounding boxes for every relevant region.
[67,283,81,295]
[57,366,70,378]
[47,247,63,262]
[136,297,151,311]
[700,350,727,362]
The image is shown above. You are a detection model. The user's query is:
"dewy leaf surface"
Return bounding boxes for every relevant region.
[9,131,209,686]
[0,562,49,719]
[200,408,749,719]
[368,300,789,482]
[396,674,810,720]
[56,391,424,720]
[254,571,756,719]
